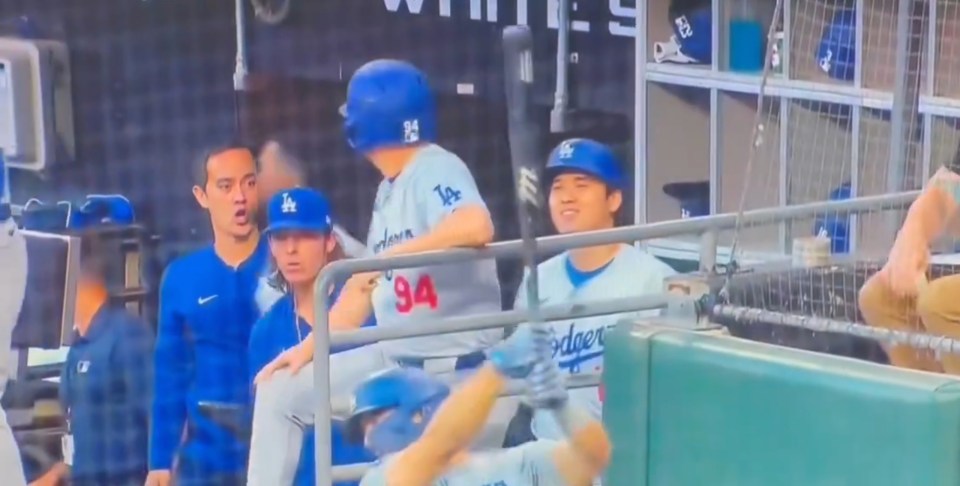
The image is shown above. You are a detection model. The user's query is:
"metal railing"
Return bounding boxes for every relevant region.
[310,190,919,484]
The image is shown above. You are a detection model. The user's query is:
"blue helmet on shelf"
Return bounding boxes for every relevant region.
[545,138,627,190]
[340,59,438,154]
[654,0,712,64]
[344,367,450,456]
[818,8,856,81]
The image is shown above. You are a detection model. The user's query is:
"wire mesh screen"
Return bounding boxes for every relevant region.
[719,0,960,382]
[0,0,639,484]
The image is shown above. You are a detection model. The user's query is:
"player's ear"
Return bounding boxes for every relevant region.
[192,185,210,210]
[325,234,338,256]
[606,188,623,214]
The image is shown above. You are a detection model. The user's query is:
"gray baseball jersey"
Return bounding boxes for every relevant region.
[360,440,566,486]
[514,244,676,441]
[366,144,502,359]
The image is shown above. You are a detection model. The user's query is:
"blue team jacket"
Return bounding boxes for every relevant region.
[61,305,154,483]
[150,241,270,477]
[248,283,377,486]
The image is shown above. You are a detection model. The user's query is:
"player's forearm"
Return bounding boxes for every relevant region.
[328,285,374,331]
[906,167,960,243]
[385,205,494,256]
[553,404,612,474]
[416,364,506,461]
[38,462,69,483]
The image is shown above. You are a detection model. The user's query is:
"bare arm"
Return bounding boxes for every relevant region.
[323,205,494,332]
[386,365,507,486]
[907,167,960,244]
[549,405,613,486]
[384,204,494,255]
[30,462,69,486]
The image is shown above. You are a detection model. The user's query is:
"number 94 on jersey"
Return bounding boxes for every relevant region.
[391,272,439,314]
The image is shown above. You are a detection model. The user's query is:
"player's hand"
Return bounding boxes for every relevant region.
[346,270,380,294]
[28,475,58,486]
[879,230,930,298]
[489,324,551,379]
[254,339,314,385]
[527,359,568,410]
[143,469,172,486]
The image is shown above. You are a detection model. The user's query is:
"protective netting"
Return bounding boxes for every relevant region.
[4,0,960,484]
[721,0,960,369]
[0,0,641,484]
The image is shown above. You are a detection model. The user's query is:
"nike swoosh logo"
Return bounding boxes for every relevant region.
[198,295,218,305]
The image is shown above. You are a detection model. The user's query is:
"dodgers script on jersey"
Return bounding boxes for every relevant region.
[359,440,566,486]
[366,144,502,359]
[516,244,676,441]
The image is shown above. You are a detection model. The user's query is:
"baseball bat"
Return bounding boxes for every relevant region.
[501,26,547,346]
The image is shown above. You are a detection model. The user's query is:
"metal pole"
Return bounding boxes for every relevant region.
[312,189,919,483]
[698,230,719,272]
[330,294,678,348]
[233,0,248,91]
[635,0,649,227]
[886,0,924,238]
[312,275,333,486]
[550,0,570,132]
[715,305,960,354]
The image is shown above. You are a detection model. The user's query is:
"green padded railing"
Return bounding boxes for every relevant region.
[603,323,960,486]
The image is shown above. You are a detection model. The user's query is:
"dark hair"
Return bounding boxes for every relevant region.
[193,141,258,189]
[77,231,109,282]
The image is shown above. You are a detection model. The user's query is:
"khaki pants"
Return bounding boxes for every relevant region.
[858,271,960,374]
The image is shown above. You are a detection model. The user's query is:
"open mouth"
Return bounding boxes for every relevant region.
[234,208,250,225]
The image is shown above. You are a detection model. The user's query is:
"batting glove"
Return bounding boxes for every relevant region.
[490,324,551,379]
[527,354,568,410]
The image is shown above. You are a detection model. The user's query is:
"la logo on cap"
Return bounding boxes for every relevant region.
[281,192,297,214]
[558,141,575,159]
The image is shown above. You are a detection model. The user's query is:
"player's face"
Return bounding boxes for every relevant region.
[269,231,336,287]
[549,172,622,234]
[193,148,259,239]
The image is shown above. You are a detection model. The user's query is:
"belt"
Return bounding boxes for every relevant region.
[397,351,487,374]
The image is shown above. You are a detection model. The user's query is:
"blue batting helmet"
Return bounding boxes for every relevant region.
[344,367,450,456]
[340,59,438,154]
[545,138,627,190]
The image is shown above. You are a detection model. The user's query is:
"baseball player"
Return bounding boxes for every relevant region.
[516,138,676,444]
[345,324,611,486]
[859,157,960,374]
[0,156,28,486]
[247,188,376,486]
[250,58,515,484]
[148,143,271,486]
[256,59,504,382]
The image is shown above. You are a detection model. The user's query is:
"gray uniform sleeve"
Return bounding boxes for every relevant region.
[359,462,389,486]
[518,440,568,485]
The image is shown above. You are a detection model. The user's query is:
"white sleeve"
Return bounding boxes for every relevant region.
[412,157,487,228]
[359,465,389,486]
[518,440,569,485]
